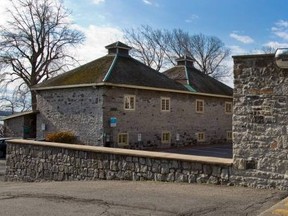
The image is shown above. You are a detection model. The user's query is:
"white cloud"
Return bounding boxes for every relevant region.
[91,0,105,4]
[142,0,159,6]
[229,45,247,55]
[271,20,288,41]
[143,0,152,5]
[275,20,288,28]
[230,33,254,44]
[274,32,288,40]
[264,41,288,49]
[185,14,199,23]
[72,25,124,64]
[0,0,13,26]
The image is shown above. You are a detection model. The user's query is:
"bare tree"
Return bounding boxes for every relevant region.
[0,85,31,114]
[188,34,230,79]
[164,29,192,64]
[124,25,169,71]
[261,46,276,54]
[124,26,230,80]
[0,0,85,111]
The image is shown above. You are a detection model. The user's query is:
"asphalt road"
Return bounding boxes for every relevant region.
[0,180,286,216]
[161,144,233,158]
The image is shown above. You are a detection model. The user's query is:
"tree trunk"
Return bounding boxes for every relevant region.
[31,90,37,111]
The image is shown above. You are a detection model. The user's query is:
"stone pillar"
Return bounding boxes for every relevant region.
[232,54,288,190]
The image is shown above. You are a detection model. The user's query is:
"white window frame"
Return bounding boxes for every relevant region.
[160,97,170,112]
[225,102,232,114]
[196,99,204,113]
[196,132,205,142]
[227,131,232,140]
[124,95,135,110]
[118,133,129,147]
[161,131,171,144]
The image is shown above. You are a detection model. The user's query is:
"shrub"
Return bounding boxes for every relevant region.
[46,131,76,144]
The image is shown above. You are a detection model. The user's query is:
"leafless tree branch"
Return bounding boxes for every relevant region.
[0,0,85,111]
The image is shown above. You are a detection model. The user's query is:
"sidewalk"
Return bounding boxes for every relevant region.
[259,197,288,216]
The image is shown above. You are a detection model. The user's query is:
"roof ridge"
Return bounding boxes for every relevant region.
[102,54,118,82]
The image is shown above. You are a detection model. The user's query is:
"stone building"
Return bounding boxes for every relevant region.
[18,41,232,149]
[232,53,288,190]
[3,111,37,138]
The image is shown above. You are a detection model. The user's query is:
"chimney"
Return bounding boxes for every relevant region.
[105,41,132,56]
[175,55,195,68]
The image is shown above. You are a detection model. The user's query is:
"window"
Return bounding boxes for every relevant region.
[225,102,232,114]
[161,131,171,144]
[227,131,232,140]
[124,95,135,110]
[196,132,205,142]
[196,99,204,113]
[161,97,170,111]
[118,133,129,146]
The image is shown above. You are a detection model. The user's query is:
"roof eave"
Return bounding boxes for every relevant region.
[32,82,232,99]
[3,110,38,121]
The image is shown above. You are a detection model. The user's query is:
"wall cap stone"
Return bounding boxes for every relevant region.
[7,139,233,165]
[232,54,274,59]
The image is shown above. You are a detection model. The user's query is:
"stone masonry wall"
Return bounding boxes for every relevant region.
[5,140,232,184]
[103,87,232,149]
[36,87,104,145]
[232,54,288,190]
[4,116,24,138]
[36,85,232,149]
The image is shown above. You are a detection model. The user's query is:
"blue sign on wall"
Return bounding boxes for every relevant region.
[110,117,117,127]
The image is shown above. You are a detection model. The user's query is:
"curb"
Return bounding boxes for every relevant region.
[259,197,288,216]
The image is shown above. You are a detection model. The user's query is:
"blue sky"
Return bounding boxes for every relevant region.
[66,0,288,53]
[1,0,288,87]
[62,0,288,86]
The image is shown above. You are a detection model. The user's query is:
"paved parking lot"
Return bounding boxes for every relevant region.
[161,144,233,158]
[0,180,286,216]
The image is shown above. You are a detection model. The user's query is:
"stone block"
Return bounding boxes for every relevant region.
[106,171,115,180]
[203,165,212,175]
[208,176,219,185]
[188,174,196,183]
[221,168,229,180]
[110,161,118,171]
[152,163,160,173]
[139,157,146,165]
[196,174,209,183]
[140,165,148,173]
[160,164,169,174]
[233,158,246,170]
[167,173,175,182]
[124,170,132,180]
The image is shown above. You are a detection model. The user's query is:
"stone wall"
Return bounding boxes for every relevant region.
[5,139,232,184]
[36,87,104,145]
[232,54,288,190]
[36,85,232,148]
[102,86,232,148]
[4,116,24,138]
[4,113,36,138]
